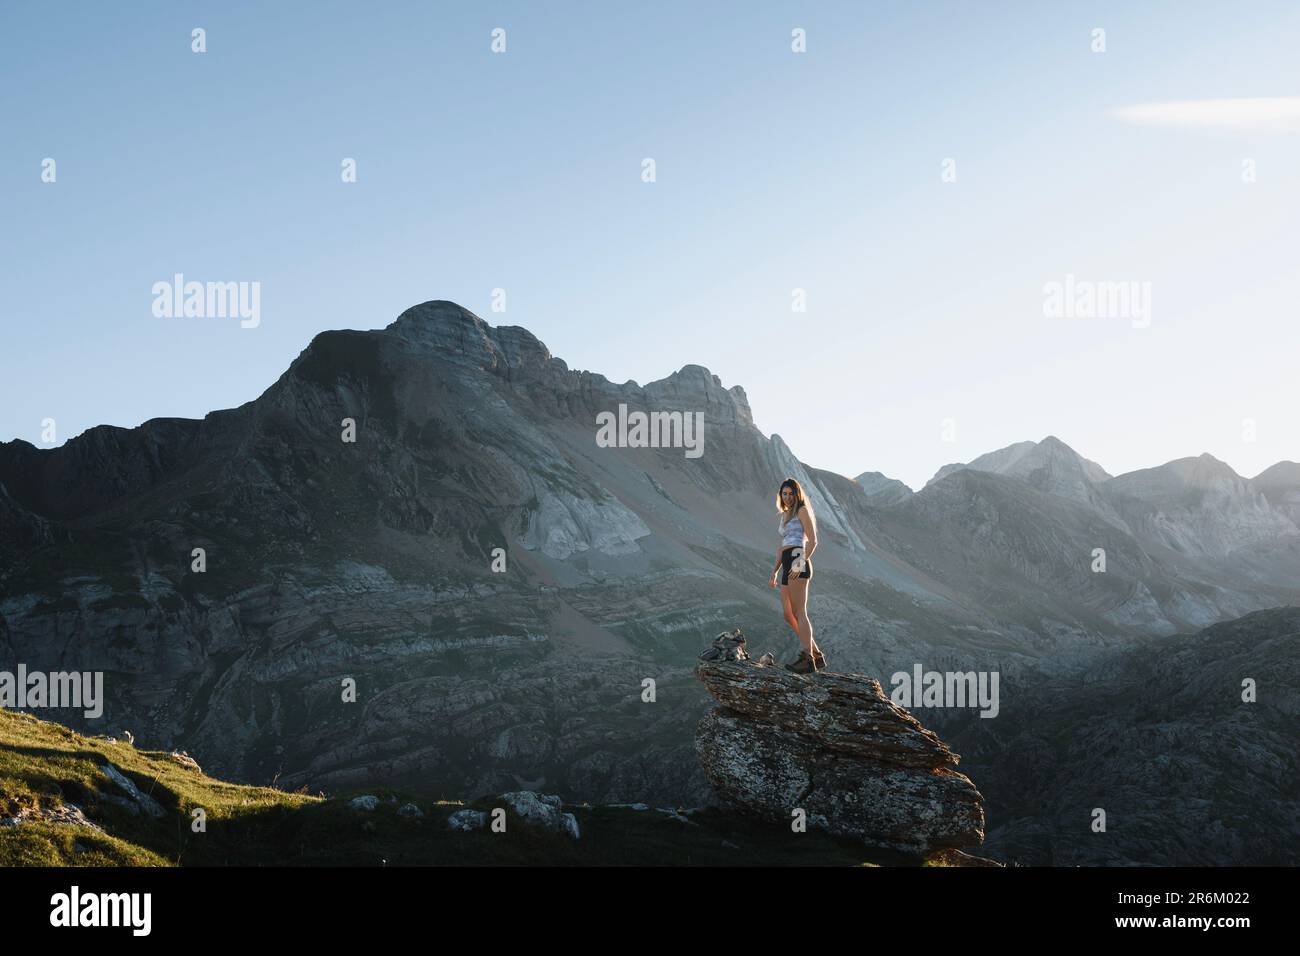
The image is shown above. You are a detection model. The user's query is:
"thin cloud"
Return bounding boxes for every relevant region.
[1111,96,1300,134]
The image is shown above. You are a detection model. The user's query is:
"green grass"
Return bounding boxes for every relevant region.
[1,708,990,866]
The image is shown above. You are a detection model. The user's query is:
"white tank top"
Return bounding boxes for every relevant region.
[780,508,805,548]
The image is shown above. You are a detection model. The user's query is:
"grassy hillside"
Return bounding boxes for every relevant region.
[0,708,997,866]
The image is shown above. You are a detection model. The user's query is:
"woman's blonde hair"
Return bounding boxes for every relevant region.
[776,477,808,516]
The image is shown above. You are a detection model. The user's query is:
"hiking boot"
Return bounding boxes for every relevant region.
[785,650,815,674]
[812,649,826,670]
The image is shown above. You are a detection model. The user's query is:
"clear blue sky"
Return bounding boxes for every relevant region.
[3,0,1299,490]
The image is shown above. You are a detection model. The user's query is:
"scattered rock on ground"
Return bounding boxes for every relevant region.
[698,628,749,662]
[499,791,581,840]
[447,809,488,831]
[0,802,105,832]
[169,751,201,772]
[99,763,165,819]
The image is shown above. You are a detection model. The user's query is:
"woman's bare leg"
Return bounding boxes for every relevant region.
[780,586,799,635]
[788,575,819,657]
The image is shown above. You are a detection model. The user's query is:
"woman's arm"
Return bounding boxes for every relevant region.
[801,504,818,559]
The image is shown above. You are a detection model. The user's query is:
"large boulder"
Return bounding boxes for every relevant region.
[694,650,985,853]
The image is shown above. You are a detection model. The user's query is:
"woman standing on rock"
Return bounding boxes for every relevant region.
[770,477,825,673]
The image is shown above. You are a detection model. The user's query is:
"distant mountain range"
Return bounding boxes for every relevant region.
[2,301,1298,862]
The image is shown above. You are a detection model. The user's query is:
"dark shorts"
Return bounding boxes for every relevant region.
[779,545,812,585]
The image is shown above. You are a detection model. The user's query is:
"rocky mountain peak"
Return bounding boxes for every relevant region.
[926,436,1110,505]
[1029,435,1111,483]
[852,470,914,506]
[379,301,754,427]
[1101,451,1295,556]
[1251,461,1300,525]
[1160,453,1242,489]
[384,300,558,379]
[642,363,753,427]
[1253,460,1300,489]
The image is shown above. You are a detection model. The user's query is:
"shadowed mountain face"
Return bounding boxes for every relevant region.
[2,301,1299,828]
[945,606,1300,866]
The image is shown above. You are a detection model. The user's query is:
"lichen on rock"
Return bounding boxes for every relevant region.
[694,632,986,854]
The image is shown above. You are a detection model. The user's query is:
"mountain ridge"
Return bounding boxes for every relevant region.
[3,299,1299,818]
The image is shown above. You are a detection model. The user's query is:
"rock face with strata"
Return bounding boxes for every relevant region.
[694,652,985,853]
[4,299,1300,825]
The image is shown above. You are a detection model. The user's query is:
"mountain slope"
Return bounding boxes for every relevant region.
[928,436,1122,524]
[1251,460,1300,527]
[853,471,913,506]
[1101,453,1298,557]
[2,300,1299,807]
[2,708,941,867]
[947,606,1300,865]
